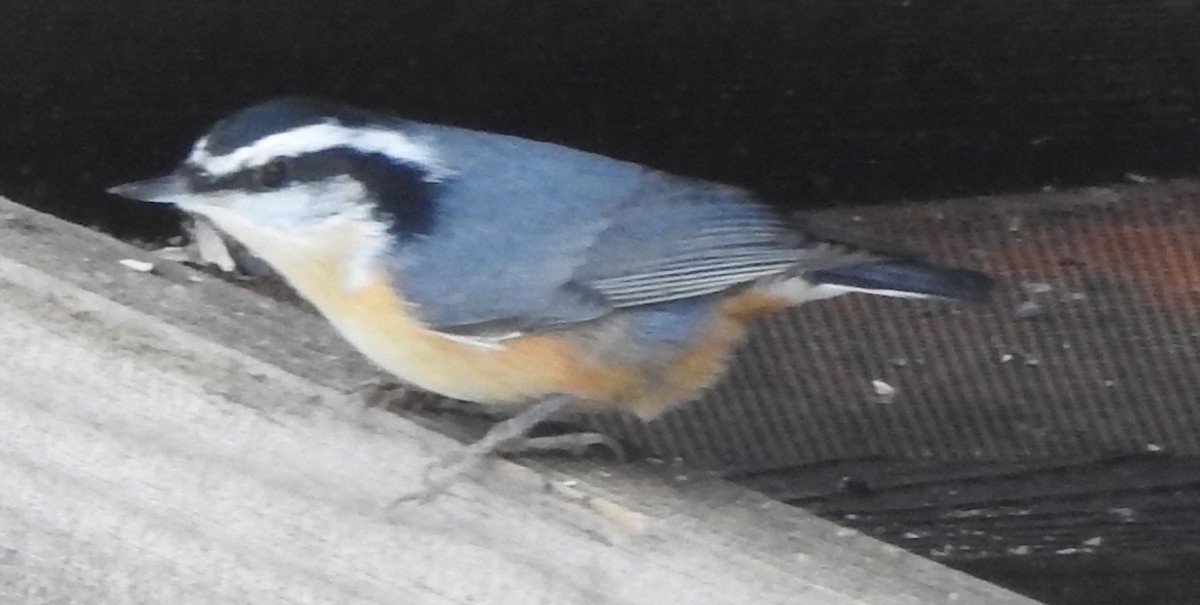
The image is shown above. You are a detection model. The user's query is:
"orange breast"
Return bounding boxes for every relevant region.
[299,272,643,405]
[313,276,772,418]
[256,225,785,417]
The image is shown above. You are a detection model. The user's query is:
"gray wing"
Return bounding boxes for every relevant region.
[571,176,806,306]
[387,126,833,335]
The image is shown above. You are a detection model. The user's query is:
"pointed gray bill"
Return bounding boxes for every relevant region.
[107,173,193,204]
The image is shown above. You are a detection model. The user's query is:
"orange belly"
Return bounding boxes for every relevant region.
[259,229,780,418]
[316,276,764,418]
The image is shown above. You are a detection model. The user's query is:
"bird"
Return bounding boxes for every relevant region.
[109,97,993,501]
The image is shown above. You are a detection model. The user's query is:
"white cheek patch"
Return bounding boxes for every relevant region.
[179,177,365,225]
[179,177,394,292]
[340,216,390,291]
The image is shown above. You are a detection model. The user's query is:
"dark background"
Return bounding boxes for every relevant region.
[5,0,1200,238]
[4,1,1200,603]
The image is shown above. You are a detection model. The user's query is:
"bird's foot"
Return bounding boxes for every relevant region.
[388,395,622,507]
[350,379,408,410]
[496,431,625,462]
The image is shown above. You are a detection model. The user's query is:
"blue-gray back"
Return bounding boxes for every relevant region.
[388,123,802,335]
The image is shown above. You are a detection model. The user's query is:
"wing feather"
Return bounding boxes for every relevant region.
[384,126,868,335]
[573,178,805,306]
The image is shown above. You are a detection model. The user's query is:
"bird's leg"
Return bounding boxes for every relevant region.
[495,432,625,460]
[391,394,623,506]
[352,380,481,415]
[350,378,407,409]
[391,394,571,505]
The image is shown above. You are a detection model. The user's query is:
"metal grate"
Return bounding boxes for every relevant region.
[586,180,1200,473]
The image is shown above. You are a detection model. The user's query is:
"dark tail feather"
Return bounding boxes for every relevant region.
[808,259,995,303]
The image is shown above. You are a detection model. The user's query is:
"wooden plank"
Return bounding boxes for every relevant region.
[736,455,1200,560]
[0,196,1039,603]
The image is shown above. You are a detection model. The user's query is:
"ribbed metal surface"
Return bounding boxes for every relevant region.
[587,180,1200,473]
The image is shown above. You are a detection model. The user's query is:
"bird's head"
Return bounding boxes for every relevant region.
[110,97,447,250]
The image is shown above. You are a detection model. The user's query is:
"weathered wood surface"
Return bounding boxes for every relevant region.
[0,196,1038,604]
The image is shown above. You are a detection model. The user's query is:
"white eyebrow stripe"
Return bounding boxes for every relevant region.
[188,122,450,181]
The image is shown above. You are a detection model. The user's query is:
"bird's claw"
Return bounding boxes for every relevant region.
[386,395,621,511]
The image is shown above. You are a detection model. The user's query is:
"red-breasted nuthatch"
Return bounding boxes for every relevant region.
[109,98,993,498]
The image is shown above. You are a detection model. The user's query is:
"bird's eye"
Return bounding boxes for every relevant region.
[257,159,288,189]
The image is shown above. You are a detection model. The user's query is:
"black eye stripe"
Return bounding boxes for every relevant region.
[182,147,438,236]
[188,168,270,192]
[186,159,292,192]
